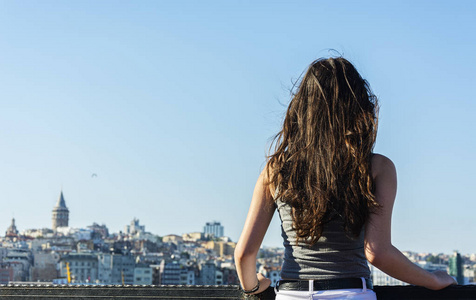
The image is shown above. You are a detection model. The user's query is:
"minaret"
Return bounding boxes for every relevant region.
[52,191,69,231]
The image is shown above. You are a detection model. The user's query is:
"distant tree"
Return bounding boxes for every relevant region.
[426,255,440,264]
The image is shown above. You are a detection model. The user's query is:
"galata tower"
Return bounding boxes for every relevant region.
[52,191,69,231]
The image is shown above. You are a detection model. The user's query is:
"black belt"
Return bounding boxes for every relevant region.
[276,278,373,291]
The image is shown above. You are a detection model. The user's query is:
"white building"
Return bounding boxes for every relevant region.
[4,249,33,281]
[133,265,153,285]
[157,260,181,285]
[417,261,448,272]
[59,253,98,283]
[125,218,145,236]
[369,265,407,286]
[179,269,195,285]
[55,227,92,241]
[464,264,475,284]
[97,253,135,284]
[203,222,224,238]
[199,260,221,285]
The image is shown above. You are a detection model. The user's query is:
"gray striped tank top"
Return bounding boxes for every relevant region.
[276,198,371,280]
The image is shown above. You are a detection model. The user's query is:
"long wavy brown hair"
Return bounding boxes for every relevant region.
[266,57,380,245]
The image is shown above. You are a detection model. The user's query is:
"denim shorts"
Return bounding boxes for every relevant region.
[275,278,377,300]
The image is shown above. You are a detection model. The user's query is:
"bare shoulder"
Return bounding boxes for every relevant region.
[371,153,397,207]
[259,164,276,202]
[371,153,396,179]
[262,163,277,197]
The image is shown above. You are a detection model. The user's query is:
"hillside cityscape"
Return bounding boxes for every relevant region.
[1,191,475,286]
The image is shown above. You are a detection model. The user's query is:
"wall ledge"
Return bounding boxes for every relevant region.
[0,284,475,299]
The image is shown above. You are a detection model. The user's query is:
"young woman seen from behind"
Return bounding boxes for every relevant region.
[235,57,456,299]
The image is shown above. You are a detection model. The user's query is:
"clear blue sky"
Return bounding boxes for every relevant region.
[1,1,475,254]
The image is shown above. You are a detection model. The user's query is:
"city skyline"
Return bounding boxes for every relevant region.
[3,189,474,257]
[1,1,476,254]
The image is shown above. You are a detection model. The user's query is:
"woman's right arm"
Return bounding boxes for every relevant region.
[365,154,456,290]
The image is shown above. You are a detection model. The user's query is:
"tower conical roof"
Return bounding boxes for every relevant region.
[55,191,68,209]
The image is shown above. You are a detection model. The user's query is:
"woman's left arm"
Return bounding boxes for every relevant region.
[235,168,276,294]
